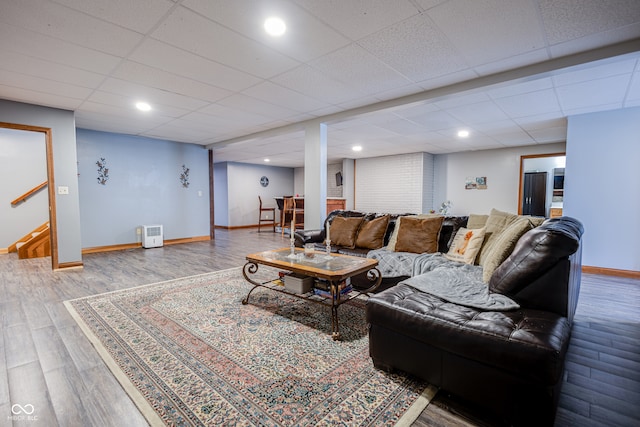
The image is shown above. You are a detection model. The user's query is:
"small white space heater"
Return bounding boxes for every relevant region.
[142,225,163,248]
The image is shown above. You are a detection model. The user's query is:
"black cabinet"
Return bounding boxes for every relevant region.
[522,172,547,216]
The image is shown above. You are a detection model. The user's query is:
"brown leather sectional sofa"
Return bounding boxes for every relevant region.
[297,210,584,426]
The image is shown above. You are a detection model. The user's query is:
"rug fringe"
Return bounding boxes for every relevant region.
[395,384,438,427]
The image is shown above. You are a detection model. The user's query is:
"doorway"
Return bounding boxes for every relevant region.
[0,122,58,269]
[518,153,566,218]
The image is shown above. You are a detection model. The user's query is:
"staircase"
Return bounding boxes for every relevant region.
[8,222,50,259]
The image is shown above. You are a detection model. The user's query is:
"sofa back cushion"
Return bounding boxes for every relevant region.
[489,217,584,296]
[355,215,390,250]
[477,208,520,266]
[394,216,444,254]
[481,217,534,282]
[329,216,364,249]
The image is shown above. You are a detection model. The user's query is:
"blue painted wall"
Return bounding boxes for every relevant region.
[76,129,210,248]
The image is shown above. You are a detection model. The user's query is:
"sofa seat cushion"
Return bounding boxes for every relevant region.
[366,284,571,385]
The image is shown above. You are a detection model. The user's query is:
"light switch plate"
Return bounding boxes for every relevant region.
[58,186,69,195]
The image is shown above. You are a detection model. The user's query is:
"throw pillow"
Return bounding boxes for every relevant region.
[387,214,439,251]
[355,215,390,250]
[328,216,364,249]
[477,208,520,266]
[394,216,444,254]
[445,227,486,264]
[467,214,489,229]
[481,217,534,282]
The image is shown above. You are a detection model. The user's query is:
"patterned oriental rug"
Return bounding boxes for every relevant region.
[65,267,436,426]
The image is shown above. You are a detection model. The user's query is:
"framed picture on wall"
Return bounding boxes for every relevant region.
[465,176,476,189]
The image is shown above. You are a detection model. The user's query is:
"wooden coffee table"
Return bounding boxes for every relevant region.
[242,247,382,340]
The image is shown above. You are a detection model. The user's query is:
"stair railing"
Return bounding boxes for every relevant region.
[11,181,48,205]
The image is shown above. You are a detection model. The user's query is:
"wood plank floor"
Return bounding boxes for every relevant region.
[0,228,638,426]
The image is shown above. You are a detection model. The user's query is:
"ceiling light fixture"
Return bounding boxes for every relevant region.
[352,145,363,152]
[135,101,151,112]
[264,158,270,162]
[457,129,469,138]
[264,16,286,37]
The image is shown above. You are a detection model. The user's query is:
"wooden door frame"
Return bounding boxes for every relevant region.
[518,152,565,215]
[0,121,59,269]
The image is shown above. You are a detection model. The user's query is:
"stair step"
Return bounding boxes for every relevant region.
[16,242,25,248]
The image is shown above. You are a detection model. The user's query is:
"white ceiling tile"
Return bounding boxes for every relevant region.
[494,89,562,118]
[538,0,640,45]
[97,78,209,111]
[0,24,121,74]
[183,0,351,62]
[272,65,362,104]
[527,126,567,143]
[625,71,640,105]
[151,6,300,79]
[310,44,413,94]
[0,0,143,57]
[427,0,546,66]
[552,56,639,86]
[0,69,92,100]
[52,0,175,33]
[113,61,234,102]
[0,49,105,89]
[85,90,192,119]
[445,101,510,125]
[556,74,630,112]
[473,49,550,76]
[294,0,420,41]
[217,94,299,120]
[433,92,491,110]
[242,81,329,112]
[486,77,554,99]
[128,39,262,91]
[359,14,468,83]
[548,23,640,58]
[0,85,82,110]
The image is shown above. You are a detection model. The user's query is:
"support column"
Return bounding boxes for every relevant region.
[304,122,327,229]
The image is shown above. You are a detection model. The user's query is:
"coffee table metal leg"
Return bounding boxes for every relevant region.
[241,261,260,304]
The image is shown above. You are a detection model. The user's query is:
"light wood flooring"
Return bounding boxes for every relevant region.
[1,228,638,426]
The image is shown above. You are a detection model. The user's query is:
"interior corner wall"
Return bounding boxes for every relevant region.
[76,129,210,247]
[433,142,566,216]
[0,99,81,264]
[219,162,294,228]
[566,107,640,272]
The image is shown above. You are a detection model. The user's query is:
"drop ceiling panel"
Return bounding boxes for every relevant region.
[128,39,262,91]
[97,78,210,111]
[85,90,192,119]
[0,69,92,100]
[242,81,329,112]
[494,89,562,118]
[0,50,105,89]
[183,0,351,62]
[112,61,234,102]
[0,0,143,57]
[0,85,82,110]
[151,6,300,79]
[427,0,545,66]
[52,0,176,33]
[272,65,362,104]
[358,14,468,82]
[0,24,121,75]
[446,101,511,125]
[556,74,630,111]
[294,0,420,41]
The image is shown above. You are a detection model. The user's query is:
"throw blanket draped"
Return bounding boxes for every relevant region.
[368,250,519,311]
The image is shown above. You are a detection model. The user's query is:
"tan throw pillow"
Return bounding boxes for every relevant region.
[355,215,390,250]
[387,214,440,251]
[481,217,534,282]
[394,216,444,254]
[477,208,520,266]
[467,214,489,229]
[445,227,486,264]
[329,216,364,248]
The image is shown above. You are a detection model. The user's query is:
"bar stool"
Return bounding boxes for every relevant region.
[281,196,304,237]
[258,196,276,232]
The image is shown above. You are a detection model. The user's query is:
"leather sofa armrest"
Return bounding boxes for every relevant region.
[294,229,324,247]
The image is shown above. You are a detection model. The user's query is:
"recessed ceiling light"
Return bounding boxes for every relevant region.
[264,16,286,37]
[135,101,151,112]
[264,158,270,162]
[352,145,363,152]
[457,129,469,138]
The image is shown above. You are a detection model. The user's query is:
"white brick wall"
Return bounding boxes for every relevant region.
[355,153,433,214]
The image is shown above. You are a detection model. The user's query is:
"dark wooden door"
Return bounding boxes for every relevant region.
[522,172,547,216]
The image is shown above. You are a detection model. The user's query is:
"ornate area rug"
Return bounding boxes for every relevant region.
[65,267,435,426]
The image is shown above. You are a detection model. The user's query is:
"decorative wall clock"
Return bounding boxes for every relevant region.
[260,176,269,187]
